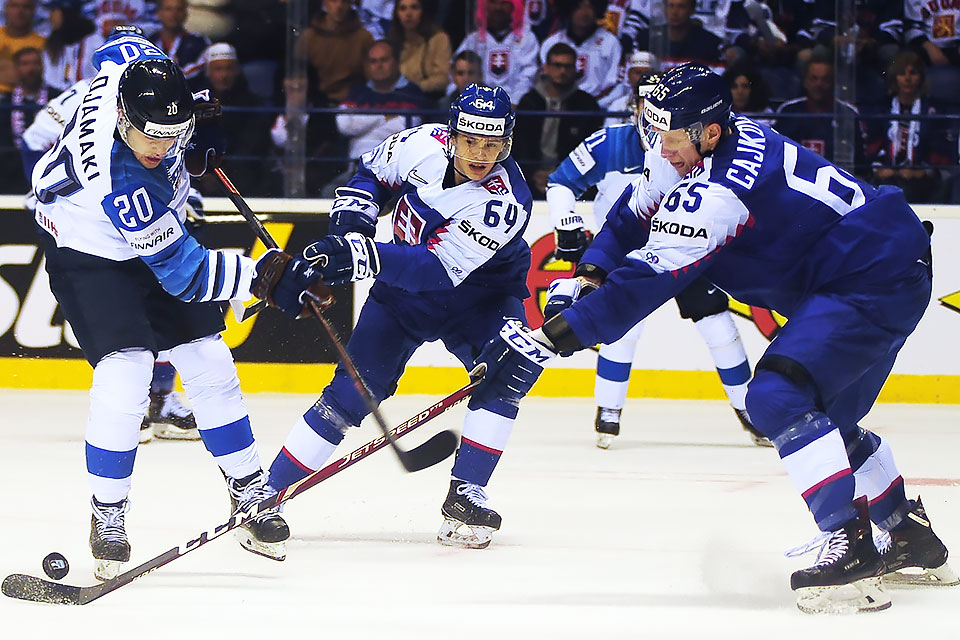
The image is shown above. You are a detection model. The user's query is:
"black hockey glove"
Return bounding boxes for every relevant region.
[554,228,591,263]
[472,319,555,413]
[329,187,380,237]
[185,91,224,176]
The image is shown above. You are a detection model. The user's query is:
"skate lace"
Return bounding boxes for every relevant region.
[874,530,893,555]
[91,499,129,543]
[230,473,281,521]
[784,529,849,567]
[456,483,490,509]
[162,393,193,418]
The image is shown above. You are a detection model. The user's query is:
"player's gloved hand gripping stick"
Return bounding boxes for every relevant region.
[214,167,458,473]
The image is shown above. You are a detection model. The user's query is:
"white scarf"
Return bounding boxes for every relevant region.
[887,96,921,165]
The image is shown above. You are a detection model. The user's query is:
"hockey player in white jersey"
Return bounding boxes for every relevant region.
[254,84,534,550]
[22,72,202,444]
[31,30,289,578]
[546,72,764,448]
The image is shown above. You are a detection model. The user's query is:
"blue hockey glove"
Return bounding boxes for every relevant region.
[471,319,556,415]
[554,228,591,263]
[329,187,380,236]
[543,276,598,321]
[301,233,380,285]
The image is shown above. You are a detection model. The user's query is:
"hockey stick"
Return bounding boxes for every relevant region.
[213,167,458,473]
[1,370,482,605]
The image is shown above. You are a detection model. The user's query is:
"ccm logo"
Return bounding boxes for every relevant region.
[458,220,501,250]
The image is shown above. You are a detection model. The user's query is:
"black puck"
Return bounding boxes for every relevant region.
[42,552,69,581]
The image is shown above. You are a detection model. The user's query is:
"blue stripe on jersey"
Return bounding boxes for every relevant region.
[716,360,752,385]
[597,356,632,382]
[199,416,256,457]
[86,442,137,479]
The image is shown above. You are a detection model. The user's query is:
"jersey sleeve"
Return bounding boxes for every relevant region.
[102,185,255,302]
[346,125,438,207]
[579,182,650,275]
[563,179,750,346]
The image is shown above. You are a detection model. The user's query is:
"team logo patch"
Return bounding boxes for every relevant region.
[490,50,509,76]
[431,126,449,145]
[934,14,955,39]
[393,197,426,246]
[481,175,509,195]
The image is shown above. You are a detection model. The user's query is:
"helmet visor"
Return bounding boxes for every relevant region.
[118,96,195,159]
[448,130,512,164]
[639,101,703,152]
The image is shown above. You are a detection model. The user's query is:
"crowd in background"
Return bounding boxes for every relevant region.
[1,0,959,203]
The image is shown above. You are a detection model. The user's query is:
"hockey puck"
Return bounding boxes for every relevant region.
[42,552,69,581]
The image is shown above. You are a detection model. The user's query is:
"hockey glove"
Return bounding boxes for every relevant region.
[554,228,591,263]
[251,249,335,319]
[329,187,380,237]
[543,276,599,321]
[302,233,380,285]
[185,92,225,176]
[471,319,556,415]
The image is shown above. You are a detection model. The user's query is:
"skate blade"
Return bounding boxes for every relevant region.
[93,559,126,581]
[235,530,286,561]
[795,577,891,614]
[437,519,495,550]
[883,561,960,588]
[153,423,202,441]
[745,430,773,448]
[138,428,153,444]
[596,433,614,449]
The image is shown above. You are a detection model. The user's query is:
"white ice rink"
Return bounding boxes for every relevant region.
[0,390,958,638]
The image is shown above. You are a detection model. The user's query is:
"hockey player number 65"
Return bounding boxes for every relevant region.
[782,141,865,217]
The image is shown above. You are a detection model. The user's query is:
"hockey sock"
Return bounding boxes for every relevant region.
[268,408,345,491]
[168,335,261,479]
[694,311,750,410]
[451,408,515,486]
[594,321,643,409]
[151,355,176,395]
[747,370,855,531]
[86,349,153,503]
[847,429,909,530]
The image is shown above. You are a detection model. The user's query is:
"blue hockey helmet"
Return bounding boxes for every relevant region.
[639,63,732,152]
[448,83,515,163]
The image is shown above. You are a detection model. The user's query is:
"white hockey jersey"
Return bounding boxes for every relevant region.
[540,27,623,107]
[22,79,91,153]
[905,0,960,47]
[32,35,254,304]
[456,27,540,104]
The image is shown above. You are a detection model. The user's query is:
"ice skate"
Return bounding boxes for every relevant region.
[595,407,621,449]
[734,408,773,447]
[139,416,153,444]
[787,498,890,614]
[90,497,131,581]
[875,497,958,588]
[438,480,501,549]
[147,390,200,440]
[227,471,289,561]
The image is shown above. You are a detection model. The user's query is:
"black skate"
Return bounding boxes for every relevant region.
[89,497,130,581]
[734,407,773,448]
[875,497,958,587]
[227,471,289,561]
[146,390,200,440]
[438,480,502,549]
[787,498,889,614]
[595,407,621,449]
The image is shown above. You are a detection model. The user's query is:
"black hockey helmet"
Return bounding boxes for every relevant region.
[118,58,194,143]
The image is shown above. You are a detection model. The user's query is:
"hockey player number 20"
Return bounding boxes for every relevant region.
[113,188,156,229]
[782,142,865,216]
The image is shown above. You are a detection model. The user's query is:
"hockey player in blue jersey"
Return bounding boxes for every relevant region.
[473,64,955,612]
[546,72,766,449]
[31,31,289,578]
[253,84,533,550]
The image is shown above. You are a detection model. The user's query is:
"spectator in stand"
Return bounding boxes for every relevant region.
[540,0,622,107]
[527,0,560,42]
[270,74,343,198]
[774,57,867,174]
[871,50,954,203]
[41,1,94,90]
[0,0,45,92]
[515,42,604,198]
[438,48,481,109]
[386,0,451,100]
[632,0,723,71]
[295,0,374,104]
[190,42,276,196]
[456,0,539,105]
[0,45,58,190]
[905,0,960,106]
[603,48,656,127]
[723,62,773,124]
[323,39,428,195]
[147,0,209,79]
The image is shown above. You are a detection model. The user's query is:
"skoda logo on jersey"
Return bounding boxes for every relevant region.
[470,98,496,111]
[456,112,505,135]
[643,103,671,130]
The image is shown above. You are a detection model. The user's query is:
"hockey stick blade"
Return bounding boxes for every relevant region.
[395,430,459,472]
[1,371,481,605]
[229,298,266,323]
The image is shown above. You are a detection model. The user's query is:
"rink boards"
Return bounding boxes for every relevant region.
[0,197,958,402]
